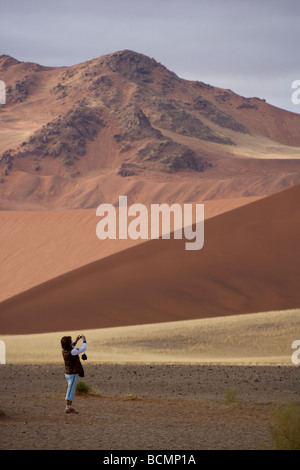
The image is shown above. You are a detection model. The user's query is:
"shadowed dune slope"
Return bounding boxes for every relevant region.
[0,196,261,302]
[0,185,299,334]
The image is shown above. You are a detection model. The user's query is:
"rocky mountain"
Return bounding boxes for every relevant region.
[0,50,300,209]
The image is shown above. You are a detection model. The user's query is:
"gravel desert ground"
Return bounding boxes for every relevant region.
[0,363,299,450]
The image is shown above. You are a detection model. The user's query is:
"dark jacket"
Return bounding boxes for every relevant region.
[62,348,84,376]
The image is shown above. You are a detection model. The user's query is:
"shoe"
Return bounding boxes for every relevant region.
[65,408,78,414]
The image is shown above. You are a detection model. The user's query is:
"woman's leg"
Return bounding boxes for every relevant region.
[65,374,79,409]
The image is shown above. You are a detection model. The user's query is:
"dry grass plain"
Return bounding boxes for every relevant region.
[2,309,299,365]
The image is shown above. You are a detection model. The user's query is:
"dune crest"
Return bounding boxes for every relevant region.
[0,185,299,335]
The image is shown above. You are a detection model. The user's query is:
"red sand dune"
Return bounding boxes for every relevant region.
[0,196,260,302]
[0,185,299,334]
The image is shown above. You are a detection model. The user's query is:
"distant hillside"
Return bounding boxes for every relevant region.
[0,50,300,209]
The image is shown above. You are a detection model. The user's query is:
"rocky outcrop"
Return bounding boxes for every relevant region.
[96,50,168,84]
[117,162,146,177]
[138,139,211,173]
[6,100,105,167]
[0,55,21,68]
[0,150,14,175]
[88,75,112,92]
[6,74,36,103]
[114,105,163,142]
[193,97,249,134]
[155,107,235,145]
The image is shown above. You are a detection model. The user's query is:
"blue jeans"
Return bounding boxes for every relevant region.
[65,373,79,401]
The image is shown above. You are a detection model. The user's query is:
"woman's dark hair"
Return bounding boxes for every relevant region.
[61,336,72,350]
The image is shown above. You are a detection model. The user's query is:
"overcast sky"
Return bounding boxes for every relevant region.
[0,0,299,113]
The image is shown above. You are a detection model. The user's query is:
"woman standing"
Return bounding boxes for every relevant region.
[61,334,87,414]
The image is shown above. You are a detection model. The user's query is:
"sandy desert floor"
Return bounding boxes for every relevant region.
[0,309,299,451]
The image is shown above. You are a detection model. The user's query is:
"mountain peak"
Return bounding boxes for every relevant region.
[94,49,176,83]
[0,54,21,68]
